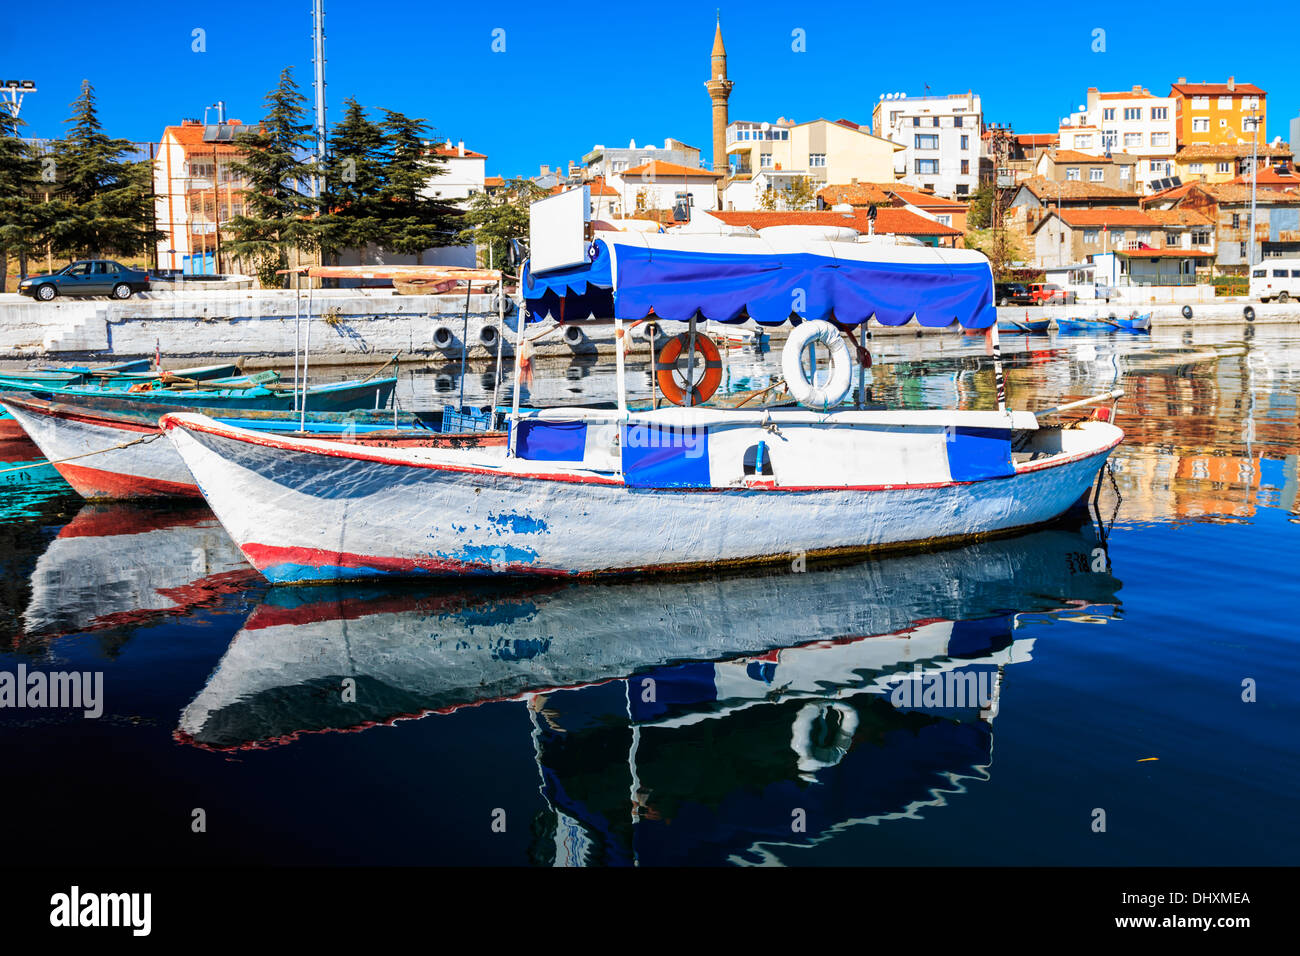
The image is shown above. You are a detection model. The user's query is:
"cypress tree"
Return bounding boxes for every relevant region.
[0,106,41,291]
[377,110,458,262]
[319,97,386,261]
[45,81,159,261]
[226,67,319,287]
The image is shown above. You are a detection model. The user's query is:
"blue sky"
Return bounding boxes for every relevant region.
[3,0,1297,176]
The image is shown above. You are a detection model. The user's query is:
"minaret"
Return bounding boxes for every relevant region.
[705,15,733,183]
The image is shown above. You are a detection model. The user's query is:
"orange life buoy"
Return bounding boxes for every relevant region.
[655,332,723,406]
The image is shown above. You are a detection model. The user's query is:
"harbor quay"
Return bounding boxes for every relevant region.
[1,288,1296,364]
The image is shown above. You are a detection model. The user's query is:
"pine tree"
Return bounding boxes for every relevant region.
[45,80,159,261]
[226,67,319,286]
[377,110,458,262]
[458,178,545,270]
[0,106,41,291]
[318,97,386,260]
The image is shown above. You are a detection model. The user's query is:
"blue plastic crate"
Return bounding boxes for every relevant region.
[441,405,495,433]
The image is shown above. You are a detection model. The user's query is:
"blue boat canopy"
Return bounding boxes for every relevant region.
[522,235,996,329]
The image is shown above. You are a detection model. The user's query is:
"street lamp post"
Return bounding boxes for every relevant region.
[1246,110,1260,269]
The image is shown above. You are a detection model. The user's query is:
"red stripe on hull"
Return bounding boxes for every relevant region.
[0,418,26,440]
[240,542,569,578]
[55,462,201,500]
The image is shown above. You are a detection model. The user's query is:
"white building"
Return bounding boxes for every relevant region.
[1057,87,1178,191]
[608,160,723,216]
[870,92,982,199]
[420,140,487,202]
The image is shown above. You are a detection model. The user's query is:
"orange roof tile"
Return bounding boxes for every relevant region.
[816,182,894,206]
[1170,81,1265,96]
[1051,207,1160,228]
[1143,208,1215,227]
[621,159,722,179]
[1018,176,1139,202]
[712,208,962,237]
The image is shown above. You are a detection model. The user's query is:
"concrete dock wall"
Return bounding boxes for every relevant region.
[1,289,1296,364]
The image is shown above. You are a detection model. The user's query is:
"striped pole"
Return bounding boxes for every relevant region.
[988,323,1006,412]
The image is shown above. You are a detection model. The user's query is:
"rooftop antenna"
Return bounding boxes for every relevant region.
[311,0,328,197]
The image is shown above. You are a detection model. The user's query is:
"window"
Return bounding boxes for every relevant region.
[1136,230,1151,245]
[1066,167,1081,181]
[1124,107,1142,121]
[1191,96,1209,109]
[1216,161,1230,173]
[1232,213,1240,228]
[1243,96,1260,110]
[1075,135,1093,149]
[955,184,968,196]
[1252,268,1267,278]
[1219,119,1228,128]
[1240,241,1249,257]
[1152,132,1170,147]
[1103,108,1116,121]
[808,153,826,167]
[1120,165,1132,180]
[1273,269,1287,277]
[915,159,939,175]
[1150,160,1168,174]
[1192,229,1211,244]
[914,134,938,150]
[954,116,963,127]
[1124,132,1143,148]
[932,117,940,127]
[1090,168,1104,182]
[912,116,921,127]
[1165,231,1179,245]
[890,111,902,125]
[1152,107,1168,120]
[1243,117,1258,132]
[1190,163,1204,173]
[760,153,773,168]
[1083,229,1100,245]
[960,159,969,174]
[960,134,969,150]
[1292,270,1300,278]
[1218,96,1233,109]
[1192,118,1210,132]
[937,214,951,226]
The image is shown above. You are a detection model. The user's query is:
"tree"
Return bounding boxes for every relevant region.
[376,110,459,261]
[226,67,319,287]
[967,183,994,230]
[45,81,160,261]
[783,176,816,210]
[758,187,778,211]
[0,106,42,291]
[458,178,546,270]
[318,97,386,260]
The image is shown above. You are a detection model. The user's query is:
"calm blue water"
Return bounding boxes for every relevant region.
[1,326,1297,866]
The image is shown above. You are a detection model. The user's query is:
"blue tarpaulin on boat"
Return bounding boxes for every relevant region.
[513,419,589,461]
[521,238,996,329]
[946,427,1015,481]
[621,423,712,488]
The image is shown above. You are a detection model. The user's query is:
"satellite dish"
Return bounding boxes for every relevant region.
[879,94,885,101]
[898,92,906,99]
[760,122,770,131]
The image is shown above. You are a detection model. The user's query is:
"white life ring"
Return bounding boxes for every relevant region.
[790,702,859,773]
[782,320,853,410]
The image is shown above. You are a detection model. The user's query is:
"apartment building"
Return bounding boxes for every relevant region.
[582,139,703,178]
[1034,150,1140,193]
[1170,78,1266,147]
[722,117,899,209]
[1058,86,1178,189]
[1173,143,1292,185]
[871,92,982,198]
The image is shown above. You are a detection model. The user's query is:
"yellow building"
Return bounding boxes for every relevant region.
[1173,143,1292,185]
[1170,77,1265,147]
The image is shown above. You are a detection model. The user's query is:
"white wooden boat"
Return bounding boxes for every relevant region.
[162,195,1124,583]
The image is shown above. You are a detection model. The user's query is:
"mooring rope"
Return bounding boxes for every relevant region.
[0,432,163,475]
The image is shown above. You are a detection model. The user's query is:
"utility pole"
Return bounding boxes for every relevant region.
[311,0,328,199]
[1246,109,1260,268]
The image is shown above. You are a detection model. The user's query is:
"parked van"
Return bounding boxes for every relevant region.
[1250,258,1300,303]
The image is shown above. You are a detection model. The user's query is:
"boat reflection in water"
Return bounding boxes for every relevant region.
[0,435,72,522]
[20,502,257,640]
[178,518,1121,865]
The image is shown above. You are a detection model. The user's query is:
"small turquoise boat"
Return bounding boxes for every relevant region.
[1056,313,1152,334]
[8,375,398,413]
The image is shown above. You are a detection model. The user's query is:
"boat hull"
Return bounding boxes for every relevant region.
[0,396,507,501]
[13,376,397,412]
[163,414,1123,583]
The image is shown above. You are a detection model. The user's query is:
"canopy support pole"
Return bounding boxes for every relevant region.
[507,301,527,459]
[990,322,1006,413]
[491,276,504,428]
[293,280,301,413]
[300,283,313,430]
[614,316,628,421]
[857,324,867,409]
[458,281,471,413]
[685,311,698,407]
